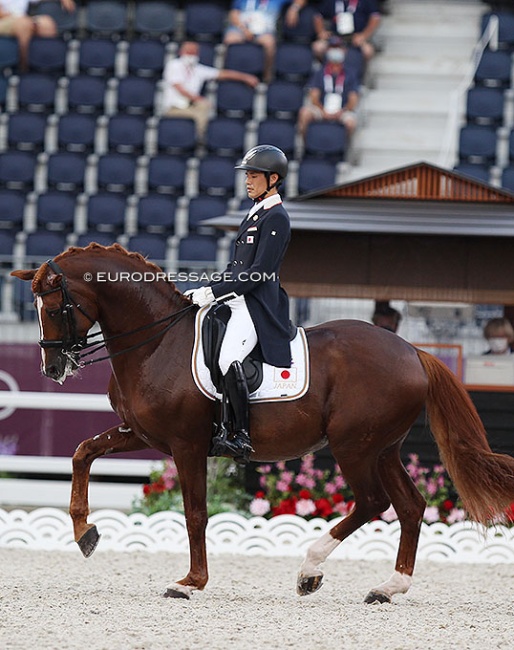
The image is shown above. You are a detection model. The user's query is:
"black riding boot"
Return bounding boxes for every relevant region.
[210,361,254,465]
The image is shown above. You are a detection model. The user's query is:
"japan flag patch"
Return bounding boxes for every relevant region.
[246,235,254,244]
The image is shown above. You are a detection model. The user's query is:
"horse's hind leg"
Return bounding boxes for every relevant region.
[70,425,148,557]
[364,442,426,604]
[297,453,390,597]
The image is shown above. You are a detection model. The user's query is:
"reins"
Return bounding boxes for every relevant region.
[36,258,196,368]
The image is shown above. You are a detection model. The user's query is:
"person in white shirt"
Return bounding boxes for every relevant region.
[162,41,259,140]
[0,0,75,71]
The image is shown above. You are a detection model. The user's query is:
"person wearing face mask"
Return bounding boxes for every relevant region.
[482,317,514,355]
[162,41,259,140]
[188,145,292,464]
[297,36,360,140]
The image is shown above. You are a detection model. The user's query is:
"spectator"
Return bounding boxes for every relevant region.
[313,0,381,69]
[297,36,360,139]
[224,0,308,82]
[0,0,75,71]
[482,317,514,355]
[162,41,259,140]
[371,300,402,333]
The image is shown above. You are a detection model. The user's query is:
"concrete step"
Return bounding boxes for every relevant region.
[382,37,479,57]
[355,125,444,152]
[363,89,453,117]
[385,0,484,21]
[382,22,480,41]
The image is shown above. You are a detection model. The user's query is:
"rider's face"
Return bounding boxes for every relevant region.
[245,171,278,199]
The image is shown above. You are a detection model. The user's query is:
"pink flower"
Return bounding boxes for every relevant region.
[276,479,291,492]
[259,464,272,474]
[295,498,316,517]
[333,501,351,517]
[426,479,438,497]
[423,506,440,523]
[333,474,346,489]
[380,505,398,522]
[324,482,337,495]
[249,498,271,516]
[446,508,466,524]
[296,474,315,489]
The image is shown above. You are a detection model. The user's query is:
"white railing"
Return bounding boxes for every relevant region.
[438,14,499,169]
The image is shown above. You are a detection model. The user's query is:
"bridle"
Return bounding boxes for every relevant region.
[35,259,195,369]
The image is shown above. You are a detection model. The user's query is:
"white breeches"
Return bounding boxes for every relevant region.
[218,295,258,375]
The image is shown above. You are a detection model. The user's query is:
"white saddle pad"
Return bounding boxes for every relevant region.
[191,306,310,403]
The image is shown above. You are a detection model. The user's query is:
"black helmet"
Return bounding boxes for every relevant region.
[235,145,288,180]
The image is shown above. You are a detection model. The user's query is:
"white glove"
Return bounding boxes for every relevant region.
[183,288,195,299]
[190,286,215,307]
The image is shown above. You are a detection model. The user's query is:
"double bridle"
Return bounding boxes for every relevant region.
[35,259,195,369]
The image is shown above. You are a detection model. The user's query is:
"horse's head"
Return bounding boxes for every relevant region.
[11,257,99,384]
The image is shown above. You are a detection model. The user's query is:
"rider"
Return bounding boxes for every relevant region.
[189,144,293,464]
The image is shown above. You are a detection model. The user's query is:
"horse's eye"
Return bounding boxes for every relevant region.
[46,308,60,318]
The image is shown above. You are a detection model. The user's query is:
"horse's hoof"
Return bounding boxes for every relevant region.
[162,583,193,599]
[297,574,323,596]
[77,525,100,558]
[364,590,391,604]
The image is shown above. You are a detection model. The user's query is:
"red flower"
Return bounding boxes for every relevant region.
[331,493,344,504]
[443,499,454,511]
[315,498,333,518]
[272,497,297,515]
[505,503,514,522]
[255,491,266,499]
[299,489,312,500]
[143,484,152,496]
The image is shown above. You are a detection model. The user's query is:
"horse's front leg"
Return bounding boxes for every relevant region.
[163,443,209,599]
[70,424,148,557]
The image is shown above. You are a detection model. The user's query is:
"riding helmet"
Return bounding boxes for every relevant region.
[235,145,288,180]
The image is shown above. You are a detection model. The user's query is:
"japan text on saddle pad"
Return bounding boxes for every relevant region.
[191,305,309,403]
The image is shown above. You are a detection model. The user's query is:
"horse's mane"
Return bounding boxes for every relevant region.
[33,243,188,304]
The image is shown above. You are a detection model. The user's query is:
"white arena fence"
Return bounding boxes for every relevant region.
[1,390,514,562]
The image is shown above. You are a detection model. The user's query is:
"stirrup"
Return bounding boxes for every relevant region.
[210,425,254,465]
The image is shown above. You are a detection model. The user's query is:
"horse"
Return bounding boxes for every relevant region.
[11,243,514,603]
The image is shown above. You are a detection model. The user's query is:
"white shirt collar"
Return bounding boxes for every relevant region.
[247,193,282,218]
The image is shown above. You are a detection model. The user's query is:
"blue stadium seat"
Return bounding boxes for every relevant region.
[0,190,25,231]
[205,117,246,158]
[107,114,147,155]
[178,233,218,269]
[304,121,347,162]
[35,191,76,232]
[96,153,137,194]
[17,74,58,113]
[25,230,67,262]
[156,117,197,157]
[187,195,228,237]
[0,230,16,260]
[481,12,514,50]
[85,192,126,234]
[133,1,178,41]
[198,155,236,197]
[85,1,128,40]
[147,155,187,195]
[297,158,337,195]
[29,1,78,38]
[216,80,255,120]
[501,165,514,192]
[127,233,167,263]
[127,40,165,79]
[256,118,296,158]
[136,194,177,235]
[453,163,491,183]
[458,125,498,165]
[46,152,87,193]
[224,43,265,79]
[116,77,156,116]
[280,4,318,44]
[466,87,505,127]
[0,37,19,74]
[0,77,7,112]
[27,37,67,76]
[474,49,512,88]
[266,80,304,120]
[7,113,47,153]
[0,151,37,192]
[274,43,313,83]
[57,113,97,154]
[185,2,226,43]
[13,279,37,320]
[78,39,117,77]
[67,75,107,115]
[509,128,514,162]
[199,42,215,67]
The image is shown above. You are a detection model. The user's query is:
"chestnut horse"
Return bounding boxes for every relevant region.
[12,243,514,603]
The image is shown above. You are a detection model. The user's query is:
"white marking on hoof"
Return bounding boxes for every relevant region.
[298,531,340,581]
[163,582,195,599]
[369,571,412,601]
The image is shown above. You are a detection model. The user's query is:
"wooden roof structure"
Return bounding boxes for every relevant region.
[205,162,514,304]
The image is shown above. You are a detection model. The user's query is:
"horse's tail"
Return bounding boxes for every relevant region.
[417,348,514,524]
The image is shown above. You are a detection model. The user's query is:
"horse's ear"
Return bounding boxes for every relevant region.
[47,271,62,287]
[10,269,36,281]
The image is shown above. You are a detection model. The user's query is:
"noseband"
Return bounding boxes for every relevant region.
[35,258,195,368]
